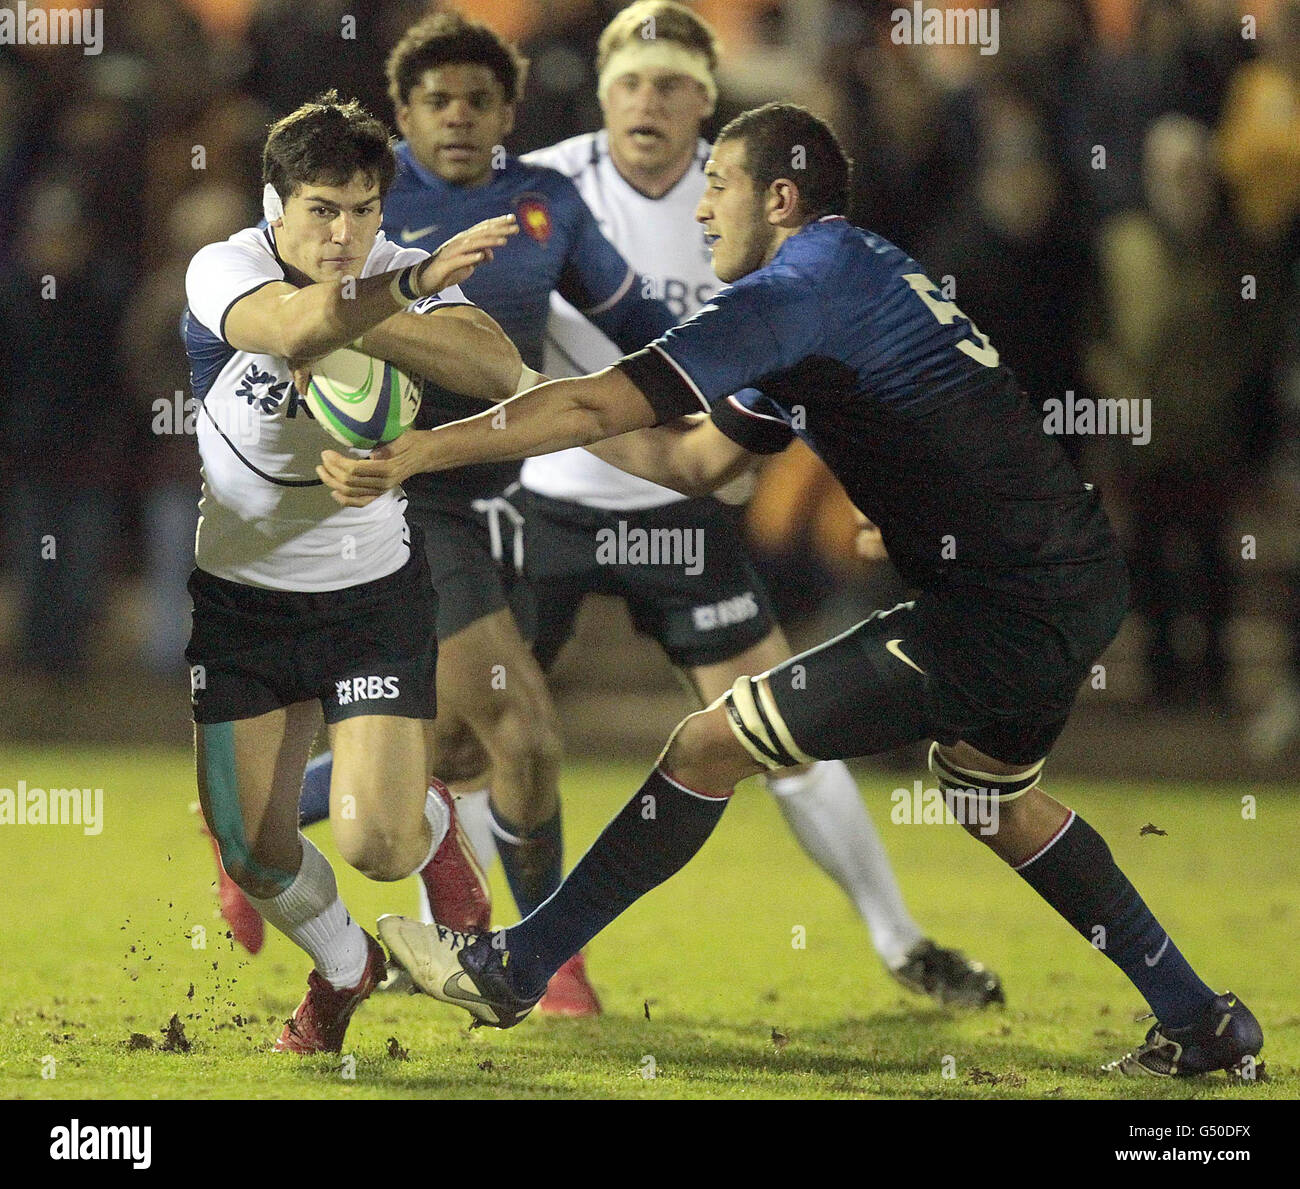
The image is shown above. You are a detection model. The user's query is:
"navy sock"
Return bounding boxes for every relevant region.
[1014,811,1215,1027]
[298,752,333,828]
[500,768,730,996]
[491,803,564,917]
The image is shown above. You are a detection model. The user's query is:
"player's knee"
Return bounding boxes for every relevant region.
[935,740,1036,780]
[336,825,416,881]
[485,698,563,771]
[718,673,814,772]
[430,721,490,784]
[661,705,745,790]
[333,798,424,880]
[928,742,1044,838]
[662,708,715,769]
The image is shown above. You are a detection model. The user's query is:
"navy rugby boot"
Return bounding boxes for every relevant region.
[1104,992,1265,1079]
[377,916,540,1029]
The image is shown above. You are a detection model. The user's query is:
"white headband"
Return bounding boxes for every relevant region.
[263,183,284,223]
[598,40,717,109]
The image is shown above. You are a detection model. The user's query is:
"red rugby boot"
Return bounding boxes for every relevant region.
[536,952,602,1018]
[275,931,386,1054]
[418,780,492,932]
[201,822,264,956]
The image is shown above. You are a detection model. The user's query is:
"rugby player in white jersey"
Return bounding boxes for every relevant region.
[506,2,1001,1004]
[183,92,520,1053]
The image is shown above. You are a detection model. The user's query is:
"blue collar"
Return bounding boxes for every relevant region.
[396,140,512,193]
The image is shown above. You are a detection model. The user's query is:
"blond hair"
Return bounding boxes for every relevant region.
[596,1,719,76]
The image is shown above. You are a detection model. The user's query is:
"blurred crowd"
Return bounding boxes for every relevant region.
[1,0,1298,738]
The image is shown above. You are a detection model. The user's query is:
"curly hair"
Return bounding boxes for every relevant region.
[386,10,527,112]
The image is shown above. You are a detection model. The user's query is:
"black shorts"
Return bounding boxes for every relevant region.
[185,539,438,725]
[755,556,1130,767]
[404,488,520,640]
[513,488,776,671]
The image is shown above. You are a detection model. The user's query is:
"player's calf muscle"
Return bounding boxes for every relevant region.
[442,644,563,822]
[200,786,297,897]
[479,702,562,826]
[976,787,1071,865]
[440,615,562,766]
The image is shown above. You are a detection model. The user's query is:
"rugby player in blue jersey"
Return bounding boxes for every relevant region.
[322,103,1263,1079]
[513,0,1002,1007]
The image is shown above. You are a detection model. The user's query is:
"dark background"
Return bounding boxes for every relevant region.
[1,0,1297,779]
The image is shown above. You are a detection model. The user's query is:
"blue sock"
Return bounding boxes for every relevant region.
[299,752,333,828]
[1014,811,1215,1027]
[501,768,730,996]
[491,803,563,917]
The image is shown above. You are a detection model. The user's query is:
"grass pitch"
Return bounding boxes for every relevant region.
[0,745,1295,1099]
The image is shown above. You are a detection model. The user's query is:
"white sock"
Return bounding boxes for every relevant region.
[452,787,497,873]
[413,785,457,924]
[246,835,369,989]
[766,760,924,967]
[411,786,451,875]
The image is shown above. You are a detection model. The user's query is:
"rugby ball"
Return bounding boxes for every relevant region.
[305,348,421,450]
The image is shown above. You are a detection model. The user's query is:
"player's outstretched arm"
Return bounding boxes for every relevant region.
[583,415,758,497]
[358,306,522,403]
[317,367,657,507]
[223,215,518,361]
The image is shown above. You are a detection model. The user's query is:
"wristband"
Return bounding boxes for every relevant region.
[390,264,421,305]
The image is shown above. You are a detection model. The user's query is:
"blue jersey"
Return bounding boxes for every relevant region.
[383,143,675,499]
[622,217,1118,601]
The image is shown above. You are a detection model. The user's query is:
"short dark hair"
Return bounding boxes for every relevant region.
[716,103,851,221]
[386,11,526,111]
[262,91,395,202]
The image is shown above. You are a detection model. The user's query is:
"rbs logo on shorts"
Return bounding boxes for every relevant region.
[335,676,400,706]
[692,592,759,632]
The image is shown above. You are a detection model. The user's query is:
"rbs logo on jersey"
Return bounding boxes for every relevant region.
[641,276,718,320]
[235,363,317,420]
[335,676,400,706]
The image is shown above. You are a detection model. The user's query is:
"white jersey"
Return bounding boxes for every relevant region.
[184,226,469,591]
[520,131,719,511]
